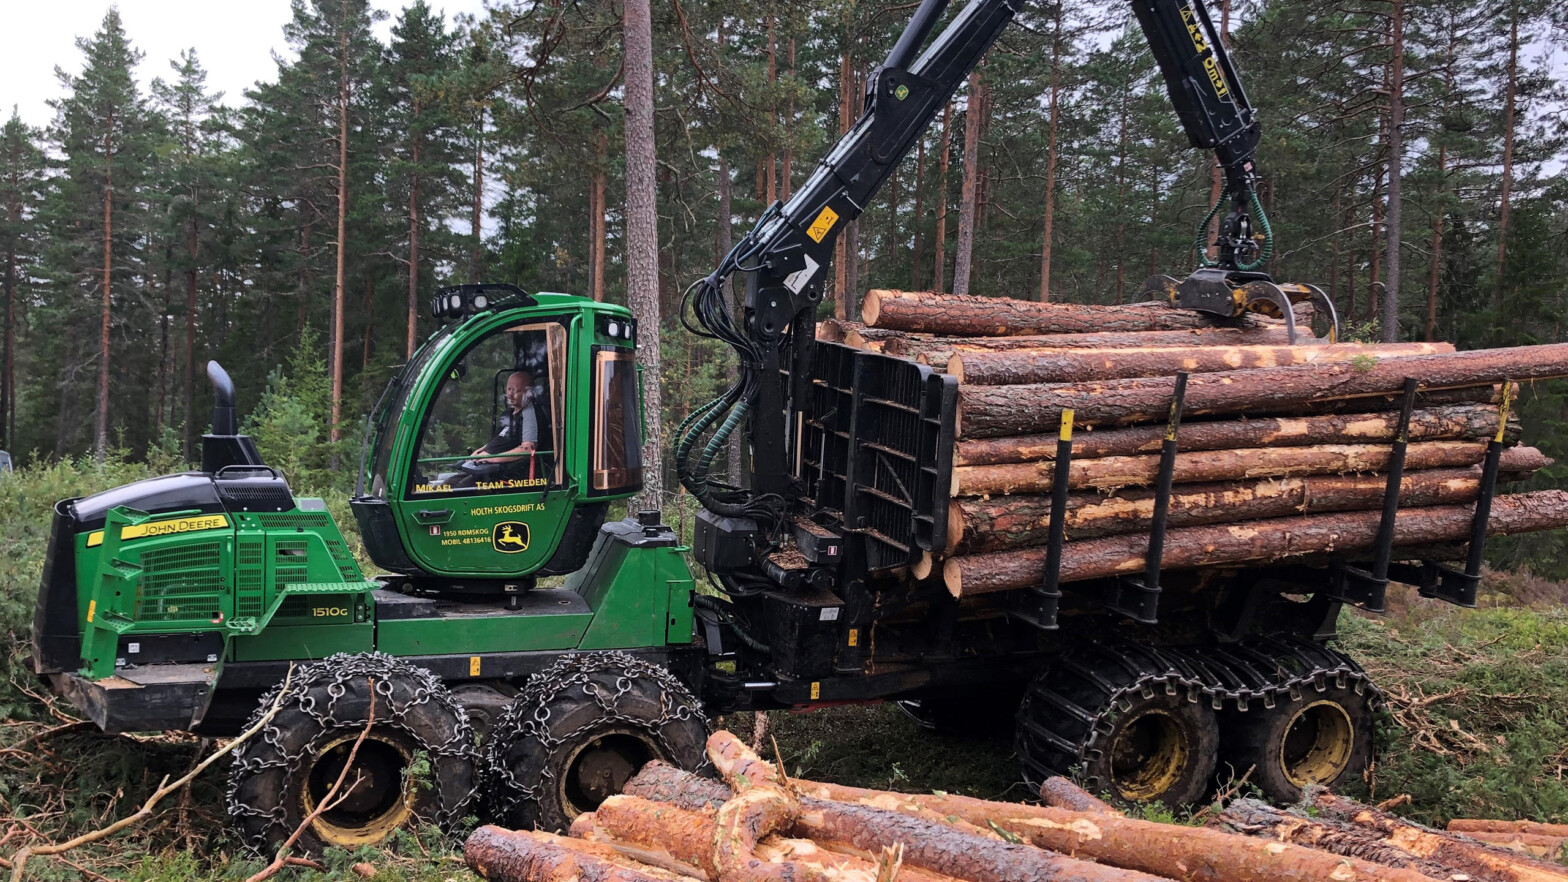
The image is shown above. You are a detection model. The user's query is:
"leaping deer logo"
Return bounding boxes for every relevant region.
[492,521,530,553]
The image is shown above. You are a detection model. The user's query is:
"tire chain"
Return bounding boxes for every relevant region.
[483,651,709,824]
[225,652,479,851]
[1021,636,1380,784]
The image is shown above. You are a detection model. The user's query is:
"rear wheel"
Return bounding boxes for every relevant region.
[226,653,477,853]
[1225,683,1374,803]
[484,652,709,832]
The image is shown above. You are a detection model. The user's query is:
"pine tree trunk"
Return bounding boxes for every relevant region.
[1495,11,1518,308]
[934,102,951,293]
[470,107,484,284]
[96,122,113,462]
[592,128,607,302]
[330,19,350,450]
[185,215,197,458]
[1041,11,1061,302]
[911,137,926,289]
[4,156,17,450]
[1427,145,1447,343]
[407,127,421,357]
[624,0,662,510]
[782,37,794,199]
[833,50,852,319]
[1113,76,1129,305]
[1382,0,1404,342]
[766,9,777,205]
[951,72,982,296]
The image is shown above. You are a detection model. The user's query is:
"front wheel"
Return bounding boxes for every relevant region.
[226,653,478,853]
[484,652,709,832]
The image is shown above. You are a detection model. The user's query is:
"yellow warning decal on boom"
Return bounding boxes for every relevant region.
[86,514,230,548]
[807,206,839,242]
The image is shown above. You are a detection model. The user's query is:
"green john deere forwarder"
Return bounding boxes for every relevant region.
[28,0,1510,852]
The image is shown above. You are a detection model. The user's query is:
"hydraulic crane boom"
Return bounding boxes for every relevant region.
[677,0,1316,524]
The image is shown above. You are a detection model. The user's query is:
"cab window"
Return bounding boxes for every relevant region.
[591,349,643,494]
[410,322,567,495]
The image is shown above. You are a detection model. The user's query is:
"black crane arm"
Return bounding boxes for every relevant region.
[677,0,1275,518]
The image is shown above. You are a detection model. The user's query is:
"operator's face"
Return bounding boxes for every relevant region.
[506,374,531,410]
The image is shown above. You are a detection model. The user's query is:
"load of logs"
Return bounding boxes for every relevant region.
[820,290,1568,598]
[464,730,1568,882]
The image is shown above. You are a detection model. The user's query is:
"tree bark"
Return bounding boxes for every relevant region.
[864,290,1280,337]
[948,453,1546,553]
[934,102,952,293]
[797,780,1438,882]
[470,106,484,284]
[943,490,1568,596]
[330,14,350,450]
[407,123,421,357]
[951,71,982,297]
[1382,0,1404,342]
[592,127,607,302]
[949,342,1450,385]
[96,120,113,462]
[956,343,1568,438]
[465,827,700,882]
[1039,778,1120,816]
[1495,10,1518,309]
[833,50,853,319]
[1222,795,1568,882]
[1040,6,1061,301]
[956,402,1516,466]
[883,326,1294,362]
[1450,820,1568,838]
[953,440,1502,498]
[623,0,662,511]
[911,136,926,290]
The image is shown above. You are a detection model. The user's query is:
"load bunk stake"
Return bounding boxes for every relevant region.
[1388,380,1514,608]
[1016,408,1073,630]
[1104,371,1188,624]
[1330,377,1418,612]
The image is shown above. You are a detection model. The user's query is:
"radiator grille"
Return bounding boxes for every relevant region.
[134,542,225,623]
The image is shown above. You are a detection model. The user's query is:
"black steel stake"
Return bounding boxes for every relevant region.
[1370,377,1419,584]
[1142,371,1189,596]
[1042,409,1074,600]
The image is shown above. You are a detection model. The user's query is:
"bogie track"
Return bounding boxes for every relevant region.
[1016,637,1380,807]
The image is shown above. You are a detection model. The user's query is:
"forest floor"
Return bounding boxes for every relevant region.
[2,460,1568,879]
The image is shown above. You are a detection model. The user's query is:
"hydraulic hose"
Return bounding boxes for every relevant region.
[1237,190,1273,271]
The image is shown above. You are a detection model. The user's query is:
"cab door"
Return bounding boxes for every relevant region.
[396,317,575,577]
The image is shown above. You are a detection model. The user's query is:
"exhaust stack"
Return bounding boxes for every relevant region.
[201,360,264,473]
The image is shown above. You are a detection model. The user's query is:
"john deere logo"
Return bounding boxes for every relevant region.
[492,521,530,553]
[893,84,909,100]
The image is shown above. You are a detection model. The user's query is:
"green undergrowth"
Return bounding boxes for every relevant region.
[1,458,1568,876]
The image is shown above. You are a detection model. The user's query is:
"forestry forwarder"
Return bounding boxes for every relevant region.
[29,0,1468,853]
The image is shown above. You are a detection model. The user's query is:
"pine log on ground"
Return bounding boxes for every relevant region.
[1213,799,1465,879]
[943,490,1568,596]
[1221,796,1568,882]
[1451,820,1568,838]
[465,826,704,882]
[1038,778,1121,816]
[863,290,1290,336]
[815,319,855,343]
[623,760,732,811]
[955,344,1568,438]
[1306,792,1568,882]
[571,813,715,880]
[949,342,1453,385]
[955,404,1516,466]
[790,780,1432,882]
[951,440,1500,497]
[946,452,1549,554]
[1461,833,1568,859]
[704,733,1172,882]
[883,327,1297,362]
[592,797,722,879]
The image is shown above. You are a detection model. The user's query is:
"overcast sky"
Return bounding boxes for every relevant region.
[1,0,490,130]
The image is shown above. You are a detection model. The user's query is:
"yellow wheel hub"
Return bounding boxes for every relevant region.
[301,733,416,848]
[1108,710,1188,801]
[1280,700,1355,789]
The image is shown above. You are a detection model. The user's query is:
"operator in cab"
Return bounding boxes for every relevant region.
[474,370,539,466]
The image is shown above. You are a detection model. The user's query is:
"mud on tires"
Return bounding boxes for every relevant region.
[1017,644,1219,808]
[226,653,477,853]
[484,652,709,832]
[1222,681,1375,803]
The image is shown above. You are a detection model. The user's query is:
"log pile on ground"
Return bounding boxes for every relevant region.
[832,290,1568,597]
[464,731,1568,882]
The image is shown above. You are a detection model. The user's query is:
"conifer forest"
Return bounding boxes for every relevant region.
[1,0,1565,566]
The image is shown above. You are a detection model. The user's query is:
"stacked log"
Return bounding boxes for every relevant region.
[839,290,1568,599]
[464,732,1565,882]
